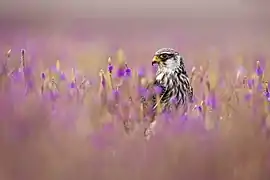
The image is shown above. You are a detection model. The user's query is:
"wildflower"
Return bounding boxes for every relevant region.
[21,49,25,55]
[70,81,76,89]
[206,94,217,109]
[125,67,131,76]
[247,79,254,89]
[265,91,270,99]
[41,72,46,80]
[112,88,120,102]
[256,60,263,76]
[138,68,145,77]
[117,68,125,77]
[194,105,202,113]
[108,64,113,73]
[256,67,263,76]
[60,71,66,80]
[125,63,131,77]
[257,83,263,91]
[107,57,113,73]
[264,82,270,98]
[244,90,252,101]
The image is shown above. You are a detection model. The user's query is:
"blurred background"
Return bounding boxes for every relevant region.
[0,0,269,69]
[0,0,270,180]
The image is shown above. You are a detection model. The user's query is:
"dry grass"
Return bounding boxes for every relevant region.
[0,21,270,180]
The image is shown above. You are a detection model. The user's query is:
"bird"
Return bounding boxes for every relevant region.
[141,48,193,139]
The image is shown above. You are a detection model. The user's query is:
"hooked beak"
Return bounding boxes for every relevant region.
[152,55,161,66]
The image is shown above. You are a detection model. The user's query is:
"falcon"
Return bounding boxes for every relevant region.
[142,48,193,139]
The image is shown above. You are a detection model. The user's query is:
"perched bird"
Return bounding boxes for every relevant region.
[142,48,193,139]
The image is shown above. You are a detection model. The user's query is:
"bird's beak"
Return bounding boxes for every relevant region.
[152,55,161,66]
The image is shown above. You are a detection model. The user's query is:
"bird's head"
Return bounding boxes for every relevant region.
[152,48,184,73]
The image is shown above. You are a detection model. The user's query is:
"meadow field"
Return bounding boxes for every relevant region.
[0,18,270,180]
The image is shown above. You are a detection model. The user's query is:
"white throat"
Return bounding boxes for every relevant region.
[156,66,175,82]
[156,57,180,76]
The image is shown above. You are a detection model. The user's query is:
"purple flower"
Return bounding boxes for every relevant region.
[247,79,254,88]
[108,64,113,73]
[195,105,202,113]
[256,67,263,76]
[60,72,66,80]
[113,89,119,99]
[244,93,252,101]
[206,94,216,109]
[21,49,25,55]
[70,82,76,88]
[138,68,145,77]
[264,88,270,99]
[257,83,263,91]
[125,67,131,77]
[41,72,46,80]
[117,68,125,77]
[266,91,270,98]
[256,58,266,67]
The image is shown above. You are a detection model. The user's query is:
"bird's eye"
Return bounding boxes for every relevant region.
[159,54,168,60]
